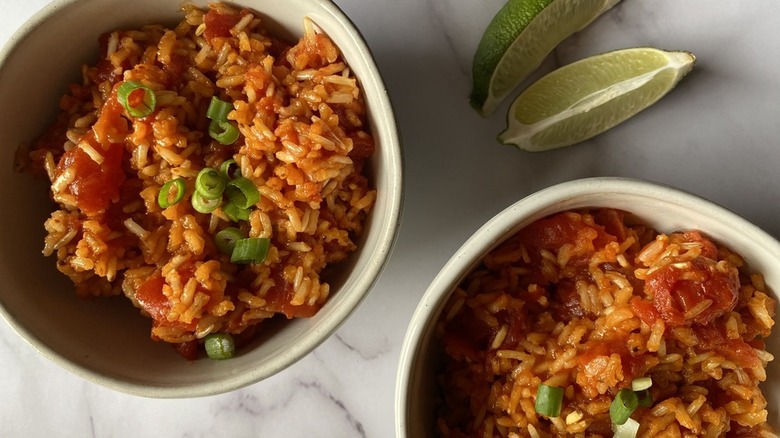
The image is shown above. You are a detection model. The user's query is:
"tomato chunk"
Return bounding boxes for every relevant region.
[55,136,125,216]
[646,257,739,327]
[135,276,169,321]
[262,283,321,318]
[203,8,245,40]
[173,340,199,361]
[696,325,759,369]
[135,274,197,331]
[517,212,616,263]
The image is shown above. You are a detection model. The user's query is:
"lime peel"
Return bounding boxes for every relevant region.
[498,48,696,152]
[471,0,623,117]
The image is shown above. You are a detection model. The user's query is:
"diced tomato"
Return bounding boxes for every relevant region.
[135,276,169,321]
[55,135,125,216]
[517,211,616,258]
[173,340,199,361]
[645,257,739,327]
[135,273,198,331]
[630,295,660,326]
[518,214,585,250]
[681,230,718,260]
[262,282,321,318]
[203,8,245,41]
[54,89,131,216]
[696,325,759,369]
[92,91,129,143]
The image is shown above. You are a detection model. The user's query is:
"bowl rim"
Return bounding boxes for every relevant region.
[394,176,780,436]
[0,0,404,398]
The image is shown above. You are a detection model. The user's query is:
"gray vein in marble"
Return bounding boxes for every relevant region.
[426,0,469,80]
[298,380,366,438]
[223,390,287,417]
[89,415,96,438]
[333,333,392,361]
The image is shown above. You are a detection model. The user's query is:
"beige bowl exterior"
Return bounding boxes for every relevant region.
[0,0,402,397]
[395,177,780,437]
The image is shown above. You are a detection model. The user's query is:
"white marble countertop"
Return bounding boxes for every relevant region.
[3,0,780,436]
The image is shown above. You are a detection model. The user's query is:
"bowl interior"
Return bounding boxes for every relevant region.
[0,0,401,397]
[397,178,780,436]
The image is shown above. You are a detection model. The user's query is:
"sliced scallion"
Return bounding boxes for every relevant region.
[191,190,221,213]
[209,119,240,145]
[610,389,639,426]
[631,377,652,392]
[225,177,260,209]
[230,237,270,264]
[215,227,246,256]
[220,158,241,180]
[204,333,235,360]
[157,177,186,208]
[535,384,564,418]
[636,389,653,408]
[195,167,226,200]
[612,417,640,438]
[117,80,156,118]
[206,96,232,122]
[223,201,250,222]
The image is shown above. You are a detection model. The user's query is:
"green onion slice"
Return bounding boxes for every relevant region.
[191,190,221,213]
[230,237,270,264]
[195,167,226,200]
[610,388,639,425]
[220,158,241,179]
[215,227,246,256]
[631,377,652,391]
[209,119,240,145]
[535,384,564,418]
[204,333,235,360]
[157,177,186,208]
[223,201,250,222]
[117,80,157,118]
[636,389,653,408]
[207,96,232,121]
[225,177,260,209]
[612,417,640,438]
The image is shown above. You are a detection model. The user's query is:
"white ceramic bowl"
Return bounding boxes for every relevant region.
[0,0,402,397]
[395,177,780,437]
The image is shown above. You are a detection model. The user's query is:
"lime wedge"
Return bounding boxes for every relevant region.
[470,0,622,117]
[498,47,695,152]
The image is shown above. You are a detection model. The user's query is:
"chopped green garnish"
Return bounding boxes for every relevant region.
[535,384,564,417]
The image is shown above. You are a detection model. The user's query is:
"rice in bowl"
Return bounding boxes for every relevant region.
[436,208,775,437]
[15,2,376,360]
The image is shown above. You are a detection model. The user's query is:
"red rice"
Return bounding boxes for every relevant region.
[436,209,776,437]
[17,3,375,359]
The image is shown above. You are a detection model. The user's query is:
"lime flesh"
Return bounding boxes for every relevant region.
[499,48,696,152]
[471,0,622,117]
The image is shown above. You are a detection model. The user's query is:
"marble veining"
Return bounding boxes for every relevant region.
[3,0,780,437]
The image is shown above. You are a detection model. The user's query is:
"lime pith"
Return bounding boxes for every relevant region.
[498,47,696,152]
[470,0,622,117]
